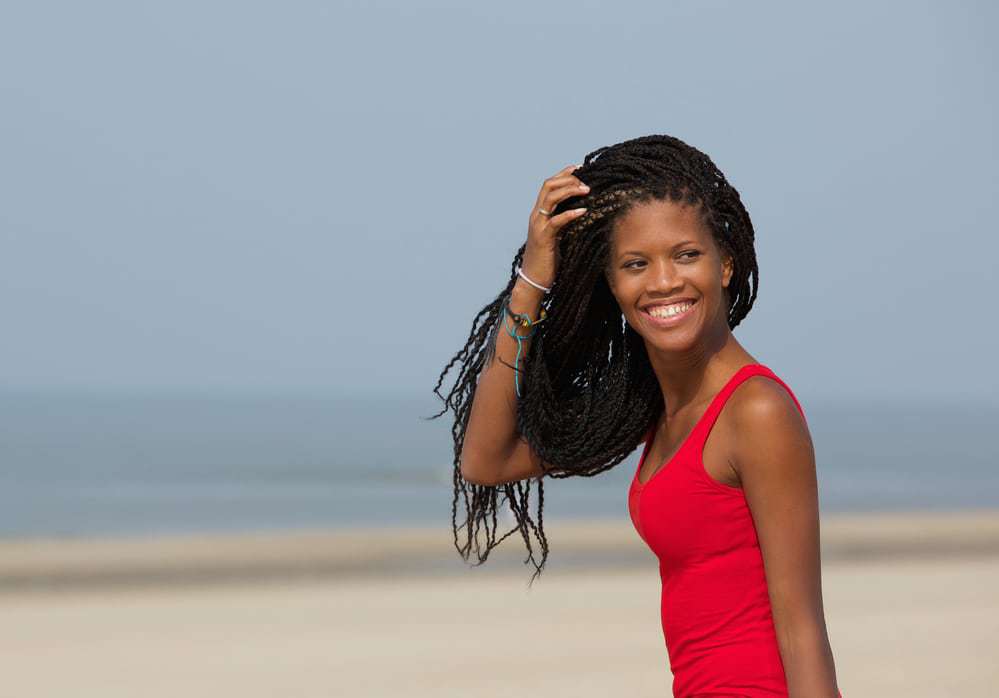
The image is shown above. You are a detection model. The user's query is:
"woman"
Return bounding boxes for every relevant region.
[430,134,842,696]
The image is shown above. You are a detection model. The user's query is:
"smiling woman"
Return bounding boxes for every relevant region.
[429,134,841,697]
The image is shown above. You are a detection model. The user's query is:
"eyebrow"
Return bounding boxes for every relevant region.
[617,239,700,257]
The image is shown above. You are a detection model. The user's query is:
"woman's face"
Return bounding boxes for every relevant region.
[604,197,733,355]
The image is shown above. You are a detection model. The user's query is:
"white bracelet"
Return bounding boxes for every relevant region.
[516,265,552,293]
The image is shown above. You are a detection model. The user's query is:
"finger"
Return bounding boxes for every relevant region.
[535,165,583,206]
[540,181,590,214]
[535,177,588,217]
[544,206,588,231]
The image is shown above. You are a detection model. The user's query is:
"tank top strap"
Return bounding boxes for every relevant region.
[687,363,808,451]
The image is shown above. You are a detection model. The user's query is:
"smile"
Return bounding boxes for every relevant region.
[641,300,697,328]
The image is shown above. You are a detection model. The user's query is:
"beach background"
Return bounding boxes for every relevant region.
[2,2,998,696]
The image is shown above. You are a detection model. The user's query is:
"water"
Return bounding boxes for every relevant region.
[1,391,996,539]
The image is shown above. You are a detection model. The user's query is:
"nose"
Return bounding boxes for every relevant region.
[647,258,684,294]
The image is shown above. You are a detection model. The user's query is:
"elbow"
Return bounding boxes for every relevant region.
[775,616,835,662]
[775,615,826,655]
[460,467,494,487]
[459,454,498,487]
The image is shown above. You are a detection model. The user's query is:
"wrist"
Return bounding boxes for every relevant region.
[517,262,553,291]
[511,276,547,305]
[505,290,546,337]
[521,243,556,286]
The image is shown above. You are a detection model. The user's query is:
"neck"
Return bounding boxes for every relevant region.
[645,325,757,416]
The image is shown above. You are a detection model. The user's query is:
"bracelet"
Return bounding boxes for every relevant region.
[502,297,548,397]
[503,300,548,328]
[516,265,552,294]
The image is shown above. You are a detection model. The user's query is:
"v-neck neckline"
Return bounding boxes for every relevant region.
[633,363,764,489]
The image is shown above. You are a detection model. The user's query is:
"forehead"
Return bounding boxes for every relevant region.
[611,198,710,248]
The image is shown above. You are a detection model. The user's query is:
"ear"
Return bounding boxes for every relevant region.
[721,250,734,290]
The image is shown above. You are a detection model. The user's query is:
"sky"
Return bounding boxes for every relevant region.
[1,1,996,402]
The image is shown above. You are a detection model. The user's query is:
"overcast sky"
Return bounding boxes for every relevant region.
[1,1,995,402]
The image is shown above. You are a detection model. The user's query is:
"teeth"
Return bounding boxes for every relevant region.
[648,302,692,318]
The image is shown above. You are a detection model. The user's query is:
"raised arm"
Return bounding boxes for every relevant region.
[459,164,589,486]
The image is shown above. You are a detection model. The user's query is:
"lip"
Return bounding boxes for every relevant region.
[640,299,698,328]
[641,298,697,312]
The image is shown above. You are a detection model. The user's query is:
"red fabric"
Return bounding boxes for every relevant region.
[628,363,834,698]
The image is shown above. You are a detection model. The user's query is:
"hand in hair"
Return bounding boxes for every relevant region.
[521,163,590,290]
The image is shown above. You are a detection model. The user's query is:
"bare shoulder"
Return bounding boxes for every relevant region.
[728,375,806,425]
[725,375,812,463]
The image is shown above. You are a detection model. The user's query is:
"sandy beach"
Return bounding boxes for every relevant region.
[3,509,998,697]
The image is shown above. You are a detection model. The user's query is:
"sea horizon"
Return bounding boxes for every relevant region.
[1,389,996,540]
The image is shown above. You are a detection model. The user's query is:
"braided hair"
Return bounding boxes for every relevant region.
[427,134,759,586]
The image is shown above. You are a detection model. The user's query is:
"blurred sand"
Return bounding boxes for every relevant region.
[2,509,998,697]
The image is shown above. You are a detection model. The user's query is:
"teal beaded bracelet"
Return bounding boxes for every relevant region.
[502,298,548,397]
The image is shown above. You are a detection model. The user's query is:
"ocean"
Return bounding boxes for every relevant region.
[1,391,996,539]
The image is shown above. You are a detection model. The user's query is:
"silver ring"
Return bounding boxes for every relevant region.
[538,207,552,217]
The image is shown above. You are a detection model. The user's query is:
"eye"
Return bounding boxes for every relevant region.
[679,250,701,261]
[623,260,645,270]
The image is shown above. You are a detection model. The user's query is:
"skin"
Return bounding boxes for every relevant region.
[604,198,840,697]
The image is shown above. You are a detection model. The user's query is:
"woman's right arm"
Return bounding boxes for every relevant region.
[459,164,589,486]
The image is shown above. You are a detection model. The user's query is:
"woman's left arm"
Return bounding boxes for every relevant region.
[731,378,841,698]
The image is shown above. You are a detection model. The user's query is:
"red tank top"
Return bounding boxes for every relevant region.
[628,363,835,698]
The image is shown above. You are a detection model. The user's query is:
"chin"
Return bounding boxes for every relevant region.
[647,334,699,355]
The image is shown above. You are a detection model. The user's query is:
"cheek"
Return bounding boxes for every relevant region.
[607,275,638,308]
[694,264,722,290]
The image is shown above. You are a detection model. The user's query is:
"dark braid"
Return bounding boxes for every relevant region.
[426,134,759,587]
